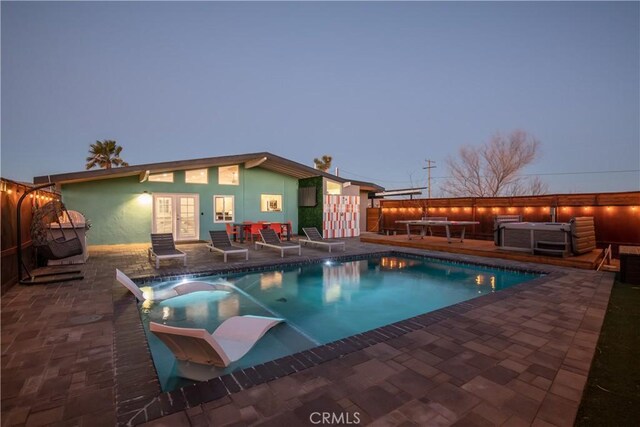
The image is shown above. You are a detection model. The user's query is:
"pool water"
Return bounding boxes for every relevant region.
[138,255,539,391]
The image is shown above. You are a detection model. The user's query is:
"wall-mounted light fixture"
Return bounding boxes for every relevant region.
[0,181,7,192]
[138,190,152,205]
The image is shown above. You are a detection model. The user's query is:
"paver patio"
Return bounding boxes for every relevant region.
[1,238,614,426]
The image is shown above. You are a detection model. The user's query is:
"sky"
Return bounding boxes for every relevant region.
[2,1,639,195]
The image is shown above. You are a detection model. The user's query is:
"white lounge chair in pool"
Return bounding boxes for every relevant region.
[256,228,301,258]
[148,233,186,269]
[300,227,346,253]
[150,315,284,368]
[115,269,229,301]
[206,230,249,263]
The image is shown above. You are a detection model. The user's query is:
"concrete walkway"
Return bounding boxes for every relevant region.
[0,239,613,426]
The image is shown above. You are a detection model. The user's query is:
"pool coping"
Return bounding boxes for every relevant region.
[113,250,558,426]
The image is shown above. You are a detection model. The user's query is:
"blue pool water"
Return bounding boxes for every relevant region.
[138,255,540,391]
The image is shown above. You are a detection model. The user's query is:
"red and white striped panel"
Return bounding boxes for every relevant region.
[322,195,360,238]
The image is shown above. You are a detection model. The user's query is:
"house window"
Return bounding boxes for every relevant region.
[148,172,174,183]
[214,196,234,223]
[219,165,239,185]
[261,194,282,212]
[327,180,342,195]
[185,169,208,184]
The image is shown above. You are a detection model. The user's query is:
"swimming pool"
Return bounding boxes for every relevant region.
[137,255,540,391]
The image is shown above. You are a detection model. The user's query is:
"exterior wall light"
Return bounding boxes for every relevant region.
[139,191,152,205]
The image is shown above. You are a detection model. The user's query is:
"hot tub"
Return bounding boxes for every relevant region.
[497,222,571,253]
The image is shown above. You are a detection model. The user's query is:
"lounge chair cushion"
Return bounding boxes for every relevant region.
[259,228,298,247]
[151,233,184,253]
[209,230,234,249]
[302,227,343,243]
[150,315,283,367]
[116,269,227,301]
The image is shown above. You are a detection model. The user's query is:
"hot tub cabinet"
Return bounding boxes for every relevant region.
[498,222,571,255]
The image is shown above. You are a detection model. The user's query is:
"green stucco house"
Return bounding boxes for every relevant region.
[34,152,381,245]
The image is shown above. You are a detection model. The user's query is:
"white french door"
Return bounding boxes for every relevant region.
[152,194,199,241]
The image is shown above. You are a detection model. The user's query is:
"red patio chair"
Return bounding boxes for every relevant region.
[225,223,241,241]
[269,223,283,239]
[249,223,263,242]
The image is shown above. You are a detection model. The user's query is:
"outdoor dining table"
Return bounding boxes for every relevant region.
[232,222,292,243]
[395,220,480,243]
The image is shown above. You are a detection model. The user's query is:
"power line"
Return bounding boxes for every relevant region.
[337,169,417,184]
[340,168,640,184]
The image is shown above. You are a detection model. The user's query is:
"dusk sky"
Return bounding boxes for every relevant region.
[2,1,638,195]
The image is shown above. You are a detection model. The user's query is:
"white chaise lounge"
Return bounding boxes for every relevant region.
[207,230,249,263]
[148,233,186,268]
[300,227,345,253]
[115,269,229,301]
[256,228,301,258]
[150,315,284,368]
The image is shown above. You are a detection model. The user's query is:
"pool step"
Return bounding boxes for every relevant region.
[534,241,568,257]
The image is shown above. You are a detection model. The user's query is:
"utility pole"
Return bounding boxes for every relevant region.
[423,159,436,199]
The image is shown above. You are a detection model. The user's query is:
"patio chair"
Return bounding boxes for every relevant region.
[115,269,230,301]
[149,315,284,367]
[269,222,283,239]
[148,233,186,268]
[300,227,345,253]
[256,228,301,257]
[248,223,263,243]
[207,230,249,263]
[225,223,241,241]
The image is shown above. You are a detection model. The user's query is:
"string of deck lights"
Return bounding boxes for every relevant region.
[0,179,60,203]
[381,205,639,213]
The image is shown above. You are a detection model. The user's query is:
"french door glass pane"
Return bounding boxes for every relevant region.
[179,197,196,238]
[155,197,173,233]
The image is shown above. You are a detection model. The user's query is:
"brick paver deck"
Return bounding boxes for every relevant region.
[1,238,614,426]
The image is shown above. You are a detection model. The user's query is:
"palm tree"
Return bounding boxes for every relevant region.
[85,140,130,170]
[313,155,332,172]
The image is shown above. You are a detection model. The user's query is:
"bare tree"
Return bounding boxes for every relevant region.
[441,130,548,197]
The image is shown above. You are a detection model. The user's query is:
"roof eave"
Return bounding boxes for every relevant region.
[32,151,384,191]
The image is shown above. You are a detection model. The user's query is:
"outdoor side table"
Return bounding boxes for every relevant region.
[619,245,640,285]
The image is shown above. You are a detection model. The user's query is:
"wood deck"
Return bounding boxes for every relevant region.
[360,233,604,270]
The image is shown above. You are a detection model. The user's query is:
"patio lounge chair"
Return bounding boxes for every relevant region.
[148,233,186,268]
[256,228,301,257]
[149,315,284,367]
[115,269,230,301]
[300,227,345,253]
[207,230,249,263]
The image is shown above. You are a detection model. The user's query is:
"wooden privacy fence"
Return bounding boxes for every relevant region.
[369,191,640,256]
[1,179,60,294]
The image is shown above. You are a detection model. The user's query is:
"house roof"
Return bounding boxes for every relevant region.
[33,152,383,192]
